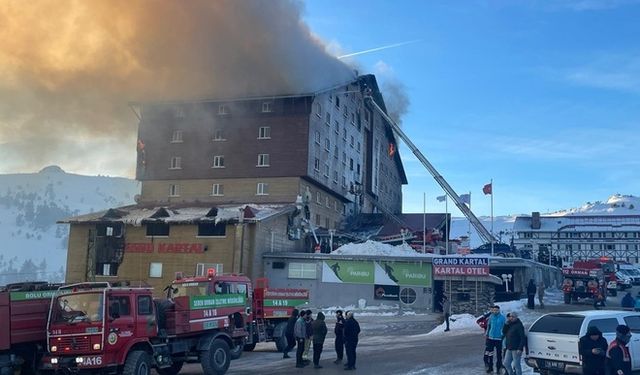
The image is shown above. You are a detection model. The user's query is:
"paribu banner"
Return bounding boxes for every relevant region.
[322,261,431,287]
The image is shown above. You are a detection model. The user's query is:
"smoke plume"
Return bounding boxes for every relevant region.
[0,0,354,176]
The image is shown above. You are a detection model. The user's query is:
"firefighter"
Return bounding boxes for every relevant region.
[606,325,632,375]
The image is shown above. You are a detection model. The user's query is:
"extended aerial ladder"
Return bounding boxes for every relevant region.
[364,95,498,246]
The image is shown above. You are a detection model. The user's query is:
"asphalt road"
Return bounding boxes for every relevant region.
[176,286,639,375]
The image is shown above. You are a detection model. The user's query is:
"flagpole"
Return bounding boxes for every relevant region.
[491,179,494,257]
[445,196,449,254]
[423,192,426,253]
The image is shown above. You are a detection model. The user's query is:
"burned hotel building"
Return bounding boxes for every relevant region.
[62,74,408,290]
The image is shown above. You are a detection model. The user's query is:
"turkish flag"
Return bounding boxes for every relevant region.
[482,183,492,195]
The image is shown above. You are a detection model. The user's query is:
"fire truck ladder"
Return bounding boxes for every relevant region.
[365,96,497,245]
[256,319,267,342]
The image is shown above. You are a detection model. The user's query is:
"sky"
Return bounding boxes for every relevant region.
[303,0,640,217]
[1,1,638,218]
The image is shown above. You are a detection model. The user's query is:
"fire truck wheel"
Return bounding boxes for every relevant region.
[200,339,230,375]
[123,351,151,375]
[229,339,244,360]
[157,361,183,375]
[243,343,256,352]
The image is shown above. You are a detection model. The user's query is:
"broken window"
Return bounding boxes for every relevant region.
[170,156,181,169]
[146,223,170,236]
[171,130,183,143]
[198,222,227,237]
[261,102,273,113]
[212,155,225,168]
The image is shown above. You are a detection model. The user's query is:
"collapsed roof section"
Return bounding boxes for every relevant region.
[58,203,296,226]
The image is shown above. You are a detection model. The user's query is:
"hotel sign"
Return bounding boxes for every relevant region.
[125,242,205,254]
[433,256,490,276]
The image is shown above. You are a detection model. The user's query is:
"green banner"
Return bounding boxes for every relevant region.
[10,290,58,301]
[190,294,246,309]
[379,262,432,287]
[264,299,308,307]
[323,261,374,284]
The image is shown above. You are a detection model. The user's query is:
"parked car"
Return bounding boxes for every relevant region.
[526,310,640,374]
[616,271,633,290]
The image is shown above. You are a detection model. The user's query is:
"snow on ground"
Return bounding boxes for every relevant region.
[426,288,564,335]
[322,303,426,317]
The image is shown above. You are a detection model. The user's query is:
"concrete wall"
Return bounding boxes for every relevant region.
[263,257,434,310]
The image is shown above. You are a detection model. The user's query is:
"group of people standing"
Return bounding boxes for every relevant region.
[579,324,633,375]
[483,305,527,375]
[283,308,360,370]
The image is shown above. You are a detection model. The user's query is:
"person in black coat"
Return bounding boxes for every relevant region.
[283,308,299,359]
[526,279,536,309]
[333,310,345,364]
[502,312,526,375]
[311,312,328,368]
[606,325,632,375]
[343,311,361,371]
[579,326,608,375]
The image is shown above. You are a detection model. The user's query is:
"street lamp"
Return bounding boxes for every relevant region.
[501,273,513,293]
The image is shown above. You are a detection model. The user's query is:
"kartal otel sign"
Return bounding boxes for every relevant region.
[432,256,490,276]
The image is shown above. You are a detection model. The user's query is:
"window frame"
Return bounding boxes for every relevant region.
[261,101,273,113]
[218,104,229,115]
[258,126,271,139]
[288,262,317,279]
[212,155,225,168]
[211,183,224,196]
[257,153,270,167]
[169,156,182,170]
[169,184,180,197]
[171,130,183,143]
[256,182,269,196]
[149,262,163,278]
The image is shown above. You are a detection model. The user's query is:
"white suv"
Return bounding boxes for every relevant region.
[526,310,640,374]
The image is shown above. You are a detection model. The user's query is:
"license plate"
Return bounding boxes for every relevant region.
[544,360,565,370]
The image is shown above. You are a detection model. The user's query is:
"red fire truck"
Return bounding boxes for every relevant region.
[243,278,309,352]
[0,282,61,375]
[42,270,251,375]
[561,268,604,304]
[573,258,618,296]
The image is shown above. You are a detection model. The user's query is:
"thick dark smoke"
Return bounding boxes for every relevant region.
[381,79,410,126]
[0,0,354,176]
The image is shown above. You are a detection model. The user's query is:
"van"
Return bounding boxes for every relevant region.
[526,310,640,374]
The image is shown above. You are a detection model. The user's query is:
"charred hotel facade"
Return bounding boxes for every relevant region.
[61,75,410,292]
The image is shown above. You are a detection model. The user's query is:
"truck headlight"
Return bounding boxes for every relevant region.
[93,344,101,350]
[51,346,58,352]
[51,358,58,364]
[76,357,84,364]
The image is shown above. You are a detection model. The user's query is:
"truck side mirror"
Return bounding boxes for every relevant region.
[245,307,251,315]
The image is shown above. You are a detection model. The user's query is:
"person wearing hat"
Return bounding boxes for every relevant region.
[579,326,608,375]
[502,312,526,375]
[606,325,632,375]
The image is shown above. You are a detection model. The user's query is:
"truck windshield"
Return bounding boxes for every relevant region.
[52,292,103,323]
[170,282,209,298]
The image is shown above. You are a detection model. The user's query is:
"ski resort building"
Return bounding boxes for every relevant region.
[513,212,640,264]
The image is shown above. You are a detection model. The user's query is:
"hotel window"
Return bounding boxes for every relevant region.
[171,130,183,143]
[342,128,347,141]
[213,129,225,141]
[149,263,163,278]
[334,200,339,212]
[315,214,321,225]
[211,183,224,196]
[256,182,269,195]
[325,196,330,208]
[288,263,317,279]
[261,101,273,113]
[196,263,224,276]
[174,107,185,119]
[349,158,354,171]
[324,164,330,177]
[197,222,226,237]
[343,107,348,118]
[342,176,347,188]
[342,152,347,166]
[333,171,338,184]
[146,222,170,236]
[316,192,322,204]
[328,94,333,103]
[323,112,331,126]
[315,102,322,117]
[325,217,330,228]
[350,135,355,147]
[314,158,320,171]
[257,154,270,167]
[324,138,330,151]
[218,104,229,115]
[169,156,181,169]
[357,142,361,153]
[351,112,356,124]
[333,146,338,159]
[335,97,340,108]
[315,131,321,144]
[212,155,225,168]
[169,184,180,197]
[258,126,271,139]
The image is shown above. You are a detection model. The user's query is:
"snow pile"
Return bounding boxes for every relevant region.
[331,240,426,257]
[550,194,639,216]
[426,313,481,335]
[322,303,426,317]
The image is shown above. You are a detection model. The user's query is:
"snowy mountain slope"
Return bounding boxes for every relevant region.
[0,166,140,283]
[449,194,639,247]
